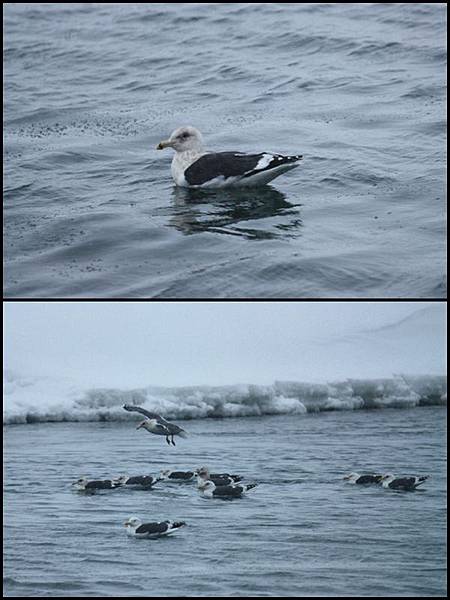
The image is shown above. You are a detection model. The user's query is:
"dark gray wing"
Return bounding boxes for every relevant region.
[210,475,233,486]
[212,485,243,497]
[211,473,242,482]
[126,476,156,486]
[135,522,168,534]
[161,422,186,435]
[170,471,194,479]
[123,404,161,420]
[85,480,113,489]
[389,477,416,489]
[184,152,302,185]
[356,475,382,484]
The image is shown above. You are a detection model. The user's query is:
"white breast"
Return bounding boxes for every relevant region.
[171,150,205,187]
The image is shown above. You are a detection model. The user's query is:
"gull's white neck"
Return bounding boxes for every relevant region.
[171,147,206,186]
[144,419,159,432]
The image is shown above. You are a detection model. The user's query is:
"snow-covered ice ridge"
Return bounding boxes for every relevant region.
[3,371,446,425]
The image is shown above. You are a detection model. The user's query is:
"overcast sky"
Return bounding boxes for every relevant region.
[3,301,445,387]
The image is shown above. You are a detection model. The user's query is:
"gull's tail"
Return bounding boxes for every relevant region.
[414,475,430,488]
[245,483,258,492]
[178,429,188,439]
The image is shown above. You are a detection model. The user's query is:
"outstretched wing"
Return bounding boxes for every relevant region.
[123,404,161,420]
[123,404,173,427]
[123,404,187,435]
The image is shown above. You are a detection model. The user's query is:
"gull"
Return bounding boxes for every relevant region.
[114,475,162,489]
[196,466,243,486]
[343,472,383,485]
[123,404,188,446]
[124,516,186,538]
[380,473,430,491]
[157,126,303,188]
[159,469,196,481]
[198,479,258,499]
[72,477,121,491]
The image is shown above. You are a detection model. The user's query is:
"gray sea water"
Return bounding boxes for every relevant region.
[3,406,447,597]
[3,3,446,298]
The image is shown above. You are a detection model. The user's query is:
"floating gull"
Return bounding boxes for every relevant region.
[380,473,430,491]
[124,516,186,538]
[123,404,188,446]
[157,126,303,188]
[159,469,196,481]
[114,475,162,489]
[198,479,258,499]
[196,466,243,486]
[72,477,121,491]
[343,472,383,485]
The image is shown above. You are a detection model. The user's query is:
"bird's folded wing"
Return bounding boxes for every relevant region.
[184,152,302,186]
[135,522,168,534]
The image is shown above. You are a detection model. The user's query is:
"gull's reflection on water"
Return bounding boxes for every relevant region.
[170,186,303,239]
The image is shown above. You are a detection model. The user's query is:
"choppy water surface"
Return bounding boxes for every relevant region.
[3,406,446,597]
[3,3,446,298]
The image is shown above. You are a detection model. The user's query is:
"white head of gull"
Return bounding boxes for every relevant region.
[157,126,205,153]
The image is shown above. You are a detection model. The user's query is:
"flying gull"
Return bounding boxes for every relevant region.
[198,479,258,499]
[380,473,430,491]
[72,477,121,491]
[124,516,186,538]
[196,466,243,486]
[157,126,303,188]
[343,472,383,485]
[123,404,188,446]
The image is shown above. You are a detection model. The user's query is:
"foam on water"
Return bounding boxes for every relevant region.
[3,370,446,425]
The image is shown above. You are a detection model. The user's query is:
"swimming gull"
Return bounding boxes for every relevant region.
[114,475,162,488]
[380,473,430,491]
[159,469,196,481]
[157,126,303,188]
[198,479,258,499]
[123,404,188,446]
[196,466,243,486]
[124,516,186,538]
[72,477,121,491]
[343,472,383,485]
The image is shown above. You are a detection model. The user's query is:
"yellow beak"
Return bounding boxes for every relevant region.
[156,139,172,150]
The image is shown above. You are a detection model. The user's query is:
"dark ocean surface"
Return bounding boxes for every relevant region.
[3,3,447,298]
[3,406,446,597]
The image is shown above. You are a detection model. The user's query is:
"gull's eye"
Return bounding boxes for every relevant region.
[180,132,189,139]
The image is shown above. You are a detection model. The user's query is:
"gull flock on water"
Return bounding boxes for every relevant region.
[71,405,431,540]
